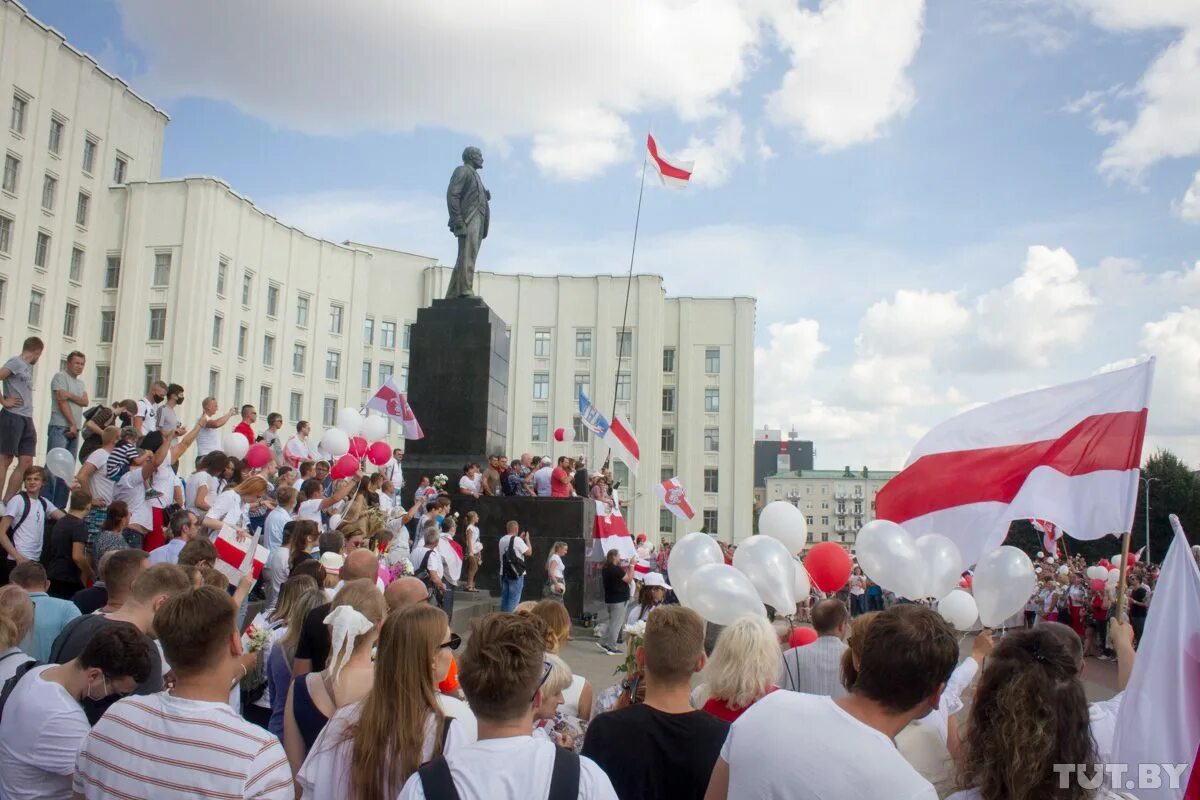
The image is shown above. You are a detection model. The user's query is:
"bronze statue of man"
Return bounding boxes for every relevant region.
[445,146,490,298]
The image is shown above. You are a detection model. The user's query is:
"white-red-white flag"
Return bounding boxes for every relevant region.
[213,527,267,587]
[655,477,695,521]
[1031,518,1061,554]
[1112,516,1200,800]
[876,359,1154,566]
[366,377,424,440]
[647,133,693,189]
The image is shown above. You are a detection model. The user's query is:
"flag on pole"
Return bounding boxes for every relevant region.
[647,133,693,189]
[592,500,636,561]
[1112,515,1200,800]
[213,527,267,587]
[656,476,695,521]
[578,391,640,474]
[1031,518,1060,555]
[876,359,1154,567]
[366,376,424,440]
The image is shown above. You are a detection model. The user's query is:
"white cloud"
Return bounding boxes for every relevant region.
[856,289,970,358]
[754,318,828,386]
[677,115,746,187]
[1179,170,1200,222]
[754,127,777,162]
[987,13,1074,54]
[1139,307,1200,436]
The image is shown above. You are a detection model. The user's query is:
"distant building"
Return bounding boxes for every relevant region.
[762,466,899,549]
[752,427,814,509]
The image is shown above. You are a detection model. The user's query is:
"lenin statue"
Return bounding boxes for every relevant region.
[445,146,491,298]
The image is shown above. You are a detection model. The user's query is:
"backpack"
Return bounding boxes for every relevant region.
[8,491,52,566]
[414,549,443,604]
[418,742,579,800]
[0,656,41,722]
[501,535,526,580]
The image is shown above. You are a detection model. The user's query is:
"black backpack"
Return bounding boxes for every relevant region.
[0,655,41,722]
[414,549,443,604]
[501,535,526,580]
[418,743,579,800]
[7,491,53,566]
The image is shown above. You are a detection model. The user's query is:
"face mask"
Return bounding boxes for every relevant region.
[86,674,110,702]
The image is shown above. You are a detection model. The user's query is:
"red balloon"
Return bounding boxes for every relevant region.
[366,441,391,466]
[331,453,359,480]
[804,542,852,593]
[1089,578,1106,592]
[1097,559,1110,569]
[244,443,271,469]
[348,436,368,458]
[788,626,818,648]
[958,574,973,590]
[553,427,565,442]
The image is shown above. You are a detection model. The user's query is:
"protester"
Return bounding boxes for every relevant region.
[779,598,849,697]
[0,337,44,503]
[203,475,269,535]
[46,351,88,508]
[458,462,482,497]
[463,510,481,592]
[77,399,136,462]
[234,404,257,443]
[72,547,146,615]
[544,540,567,601]
[9,561,80,661]
[265,485,296,553]
[599,548,634,655]
[584,605,727,800]
[266,582,326,740]
[0,584,34,683]
[412,527,446,605]
[397,612,617,799]
[112,430,177,549]
[532,457,553,496]
[530,599,593,720]
[707,604,958,799]
[87,500,130,566]
[480,454,502,496]
[72,586,293,798]
[1127,574,1150,645]
[692,614,779,722]
[627,572,670,625]
[148,509,199,565]
[551,455,573,497]
[42,488,93,597]
[498,521,531,613]
[185,450,227,518]
[0,466,65,584]
[288,519,322,574]
[74,426,119,541]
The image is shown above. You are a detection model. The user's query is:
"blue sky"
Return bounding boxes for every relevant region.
[31,0,1200,468]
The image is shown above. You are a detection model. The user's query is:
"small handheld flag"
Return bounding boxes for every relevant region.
[579,390,640,474]
[366,377,425,440]
[656,476,695,521]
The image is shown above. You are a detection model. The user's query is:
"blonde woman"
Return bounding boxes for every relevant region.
[267,585,327,739]
[529,599,593,720]
[692,614,780,722]
[532,652,584,752]
[544,541,567,602]
[249,575,319,728]
[0,586,34,684]
[283,579,386,774]
[463,511,481,592]
[298,604,475,799]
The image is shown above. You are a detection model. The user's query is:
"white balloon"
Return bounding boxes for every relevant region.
[361,414,388,442]
[1110,554,1123,569]
[222,433,249,460]
[938,590,979,630]
[1045,555,1055,564]
[1036,551,1044,558]
[668,532,723,608]
[682,563,765,626]
[1057,565,1069,575]
[336,408,364,436]
[320,428,350,458]
[855,520,924,600]
[915,534,964,601]
[732,535,796,612]
[45,447,76,484]
[757,502,808,555]
[793,559,811,602]
[973,546,1036,627]
[1086,565,1106,581]
[561,426,576,443]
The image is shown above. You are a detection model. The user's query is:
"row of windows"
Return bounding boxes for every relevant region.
[532,329,722,375]
[659,508,721,534]
[660,426,720,452]
[661,386,720,413]
[532,372,631,401]
[9,90,128,182]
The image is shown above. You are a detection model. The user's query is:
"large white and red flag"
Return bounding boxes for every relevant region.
[366,377,424,440]
[655,477,695,521]
[579,391,640,474]
[213,527,267,587]
[1112,515,1200,800]
[592,500,636,561]
[647,133,693,189]
[876,359,1154,567]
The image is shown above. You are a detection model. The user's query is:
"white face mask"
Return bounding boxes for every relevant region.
[86,674,110,702]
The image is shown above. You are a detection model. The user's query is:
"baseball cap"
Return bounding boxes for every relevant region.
[643,572,672,590]
[319,552,344,575]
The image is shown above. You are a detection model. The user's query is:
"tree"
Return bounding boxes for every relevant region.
[1130,449,1200,563]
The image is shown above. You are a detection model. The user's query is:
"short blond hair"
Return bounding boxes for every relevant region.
[703,614,779,709]
[542,651,573,697]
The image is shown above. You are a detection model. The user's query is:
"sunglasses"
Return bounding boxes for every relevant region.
[531,660,552,702]
[440,633,462,651]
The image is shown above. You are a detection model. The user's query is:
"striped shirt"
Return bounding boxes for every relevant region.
[73,693,293,799]
[778,635,849,698]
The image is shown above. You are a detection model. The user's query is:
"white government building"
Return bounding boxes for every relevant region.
[0,0,756,541]
[762,467,899,549]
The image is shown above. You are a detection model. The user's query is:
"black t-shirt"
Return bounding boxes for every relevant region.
[294,602,332,671]
[72,584,108,615]
[45,514,87,584]
[582,703,730,800]
[49,614,161,724]
[601,564,630,605]
[1129,586,1149,619]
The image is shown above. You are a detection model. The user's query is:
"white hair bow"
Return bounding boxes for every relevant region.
[324,605,374,683]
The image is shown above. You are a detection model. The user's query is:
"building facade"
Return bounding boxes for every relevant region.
[0,1,756,541]
[762,467,898,549]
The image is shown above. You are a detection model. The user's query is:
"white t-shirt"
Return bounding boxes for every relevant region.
[150,460,180,509]
[498,534,529,565]
[412,544,443,576]
[134,399,160,433]
[84,450,115,504]
[396,735,617,800]
[3,494,58,560]
[206,488,250,530]
[283,436,313,467]
[720,691,937,800]
[184,472,216,517]
[1089,692,1123,766]
[458,474,481,494]
[113,471,152,530]
[378,492,394,514]
[532,466,553,496]
[0,665,91,800]
[0,646,34,685]
[297,498,324,524]
[265,545,291,610]
[467,524,481,555]
[547,553,564,582]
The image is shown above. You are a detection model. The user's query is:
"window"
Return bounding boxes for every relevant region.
[531,415,548,442]
[237,324,248,358]
[705,387,720,412]
[99,310,115,342]
[616,330,633,359]
[703,509,719,535]
[662,387,675,412]
[661,427,675,452]
[573,373,590,402]
[102,255,121,289]
[329,303,344,334]
[94,364,110,399]
[216,259,228,296]
[152,252,170,286]
[403,323,412,349]
[704,468,719,493]
[69,246,83,282]
[259,386,271,414]
[113,155,127,185]
[41,174,56,211]
[292,343,306,374]
[234,377,244,406]
[74,192,90,227]
[325,351,341,380]
[289,392,303,422]
[48,117,64,154]
[806,516,814,527]
[211,314,223,349]
[296,294,309,327]
[575,329,592,358]
[2,154,18,193]
[662,348,675,373]
[361,316,375,346]
[28,289,43,327]
[572,416,590,442]
[262,334,275,366]
[704,427,720,452]
[148,307,167,341]
[145,363,162,393]
[82,137,97,173]
[241,272,252,306]
[34,232,49,268]
[378,362,393,383]
[399,365,408,391]
[615,372,631,401]
[534,329,551,357]
[208,370,219,398]
[659,508,675,534]
[266,284,279,317]
[10,94,26,134]
[661,468,673,481]
[323,397,338,427]
[0,214,11,254]
[380,321,396,349]
[63,302,78,338]
[532,372,549,400]
[361,360,371,388]
[705,347,721,374]
[822,516,829,526]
